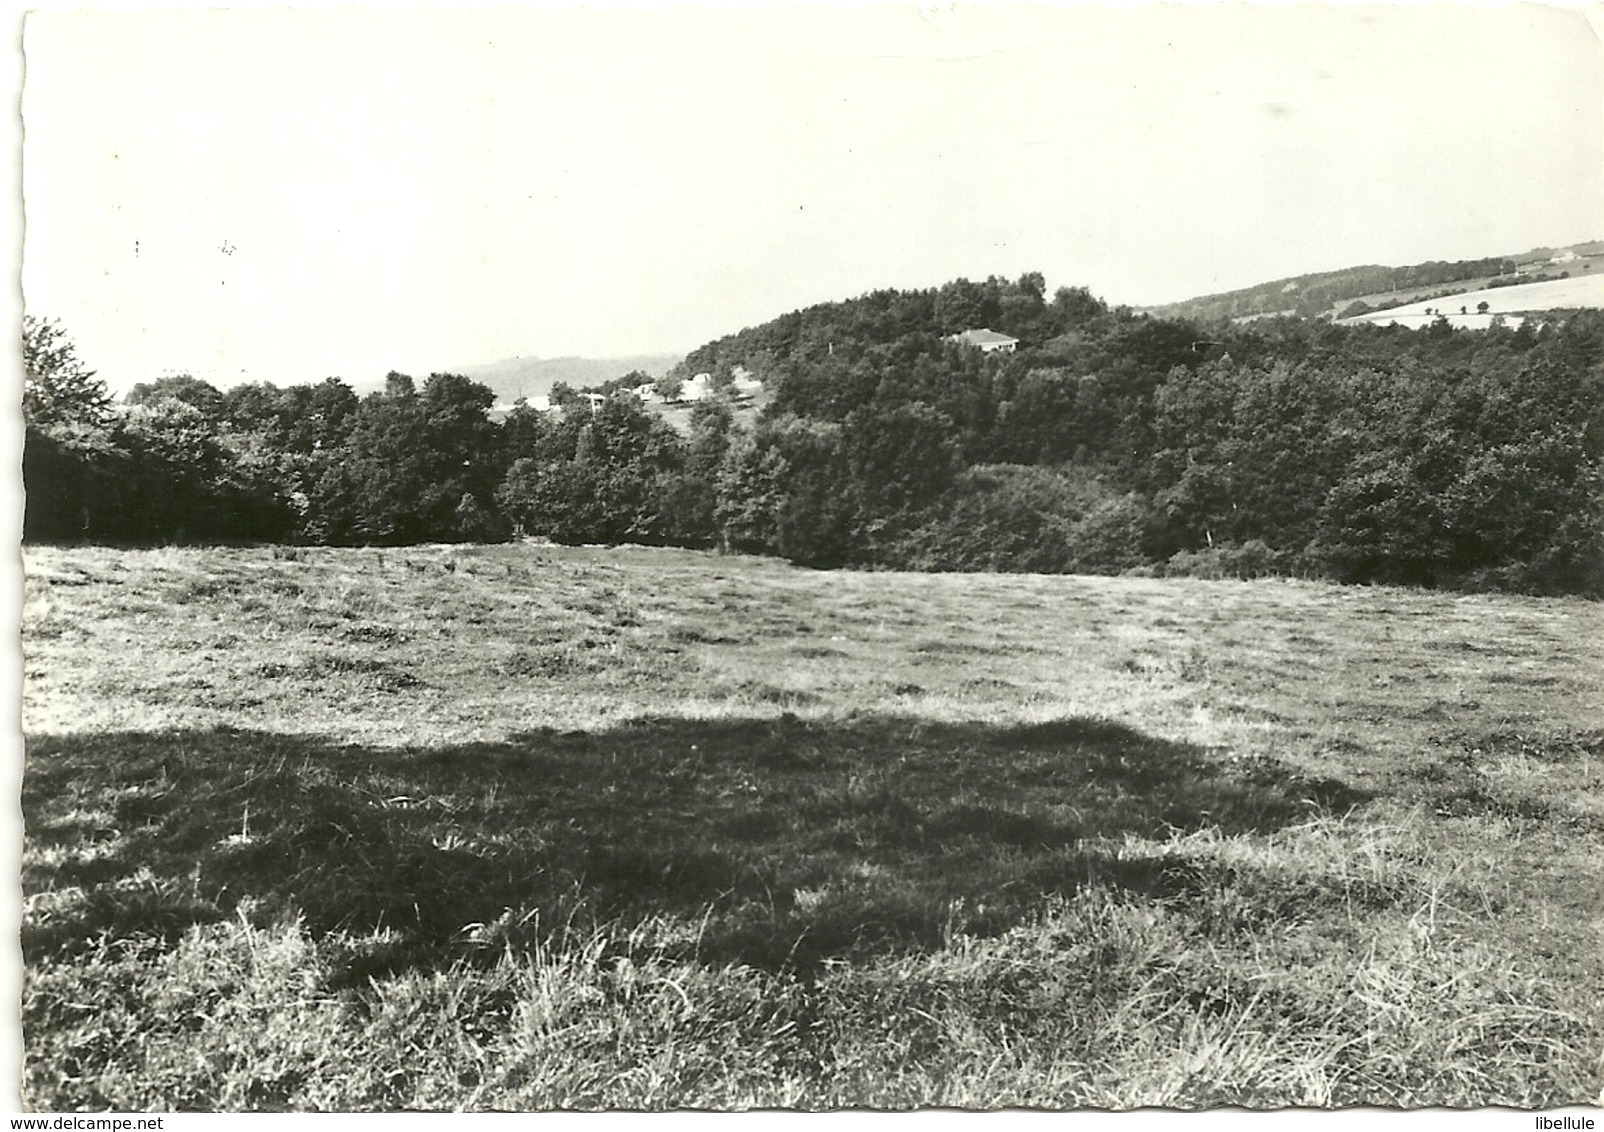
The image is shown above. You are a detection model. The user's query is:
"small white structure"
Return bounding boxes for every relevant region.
[945,328,1019,354]
[493,394,551,413]
[679,373,713,402]
[730,365,763,396]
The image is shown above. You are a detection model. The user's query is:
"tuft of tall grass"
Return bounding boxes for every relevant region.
[26,875,1593,1110]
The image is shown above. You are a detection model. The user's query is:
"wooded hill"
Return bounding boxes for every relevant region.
[22,268,1604,595]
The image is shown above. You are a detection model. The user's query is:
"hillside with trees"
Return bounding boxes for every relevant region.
[1149,257,1522,322]
[22,269,1604,595]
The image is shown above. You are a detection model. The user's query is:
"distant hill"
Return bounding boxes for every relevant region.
[1149,239,1602,323]
[352,354,682,404]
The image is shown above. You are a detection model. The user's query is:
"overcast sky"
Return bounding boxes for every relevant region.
[20,2,1604,392]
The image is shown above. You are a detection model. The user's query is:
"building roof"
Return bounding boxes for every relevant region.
[946,328,1019,348]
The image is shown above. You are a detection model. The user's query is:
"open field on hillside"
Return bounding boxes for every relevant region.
[1320,275,1509,321]
[1320,255,1604,321]
[648,385,771,436]
[20,543,1604,1109]
[1342,272,1604,328]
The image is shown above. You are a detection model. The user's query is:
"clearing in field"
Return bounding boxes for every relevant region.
[19,543,1604,1109]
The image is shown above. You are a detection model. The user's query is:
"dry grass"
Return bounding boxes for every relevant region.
[19,542,1604,1109]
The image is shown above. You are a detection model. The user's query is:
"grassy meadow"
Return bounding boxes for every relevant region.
[19,542,1604,1109]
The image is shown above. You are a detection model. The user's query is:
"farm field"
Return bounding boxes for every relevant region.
[1341,272,1604,328]
[19,542,1604,1109]
[1320,255,1604,322]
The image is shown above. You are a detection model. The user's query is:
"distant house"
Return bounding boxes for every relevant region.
[491,393,550,414]
[679,373,713,402]
[945,328,1019,354]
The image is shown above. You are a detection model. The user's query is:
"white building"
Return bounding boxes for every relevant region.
[944,328,1019,354]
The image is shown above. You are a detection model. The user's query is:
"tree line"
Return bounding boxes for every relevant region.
[21,278,1604,595]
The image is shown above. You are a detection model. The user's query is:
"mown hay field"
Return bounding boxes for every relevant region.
[1342,271,1604,328]
[19,542,1604,1109]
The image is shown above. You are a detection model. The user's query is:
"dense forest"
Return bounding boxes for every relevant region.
[22,273,1604,595]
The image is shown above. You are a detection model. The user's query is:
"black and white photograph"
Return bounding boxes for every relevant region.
[12,0,1604,1113]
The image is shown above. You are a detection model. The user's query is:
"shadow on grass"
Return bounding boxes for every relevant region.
[24,714,1367,976]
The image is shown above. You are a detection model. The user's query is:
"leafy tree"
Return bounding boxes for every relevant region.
[935,278,995,335]
[309,383,422,543]
[686,399,735,477]
[110,398,292,541]
[990,368,1101,465]
[496,394,686,544]
[495,398,554,476]
[280,379,360,455]
[422,373,499,490]
[715,417,855,566]
[1317,453,1445,585]
[22,318,128,540]
[21,423,133,541]
[1050,285,1108,327]
[497,457,602,544]
[1149,359,1360,556]
[309,372,503,544]
[714,431,786,554]
[220,381,290,438]
[23,316,111,430]
[126,374,225,417]
[548,381,584,414]
[887,463,1148,574]
[656,399,736,544]
[843,401,960,544]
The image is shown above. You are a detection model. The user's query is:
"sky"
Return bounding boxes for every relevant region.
[18,1,1604,393]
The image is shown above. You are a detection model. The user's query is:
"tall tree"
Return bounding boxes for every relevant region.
[308,372,503,544]
[497,394,686,544]
[21,318,129,540]
[23,316,111,430]
[120,398,292,541]
[126,374,226,418]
